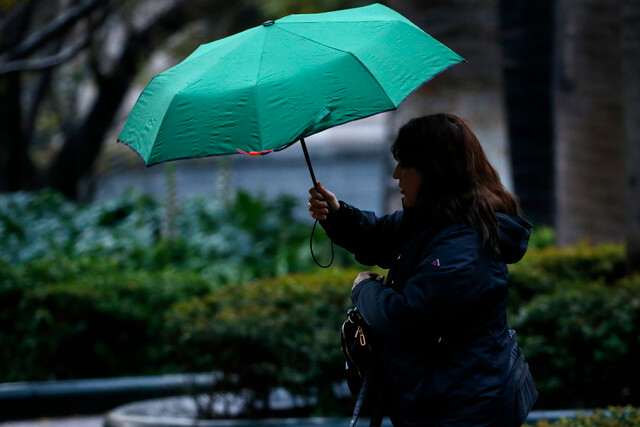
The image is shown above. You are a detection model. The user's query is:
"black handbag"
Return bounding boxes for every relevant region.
[509,329,538,426]
[341,307,375,395]
[341,307,382,427]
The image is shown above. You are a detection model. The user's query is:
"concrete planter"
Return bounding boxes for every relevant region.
[103,392,365,427]
[0,374,217,420]
[105,394,588,427]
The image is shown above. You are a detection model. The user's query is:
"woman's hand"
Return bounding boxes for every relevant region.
[353,271,385,290]
[308,181,340,221]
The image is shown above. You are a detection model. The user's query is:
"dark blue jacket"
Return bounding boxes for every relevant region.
[322,202,531,427]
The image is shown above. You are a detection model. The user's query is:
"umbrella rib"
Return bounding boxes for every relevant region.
[253,29,270,151]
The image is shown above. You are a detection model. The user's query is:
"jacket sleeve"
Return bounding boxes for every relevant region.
[351,225,492,336]
[320,201,402,268]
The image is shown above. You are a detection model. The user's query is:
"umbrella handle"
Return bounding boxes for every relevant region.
[300,138,334,268]
[300,138,319,190]
[300,137,333,215]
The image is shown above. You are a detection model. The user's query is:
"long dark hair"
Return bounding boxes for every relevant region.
[391,113,520,251]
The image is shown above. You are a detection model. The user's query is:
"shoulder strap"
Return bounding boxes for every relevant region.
[349,373,370,427]
[349,369,385,427]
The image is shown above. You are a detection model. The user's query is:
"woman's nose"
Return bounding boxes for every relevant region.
[392,164,400,179]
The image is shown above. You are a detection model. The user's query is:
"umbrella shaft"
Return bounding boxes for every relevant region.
[300,138,319,190]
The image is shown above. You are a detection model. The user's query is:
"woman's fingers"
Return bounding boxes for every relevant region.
[352,271,386,290]
[309,186,321,199]
[308,190,329,220]
[308,182,339,220]
[309,210,328,221]
[316,182,340,212]
[309,197,327,209]
[308,189,327,211]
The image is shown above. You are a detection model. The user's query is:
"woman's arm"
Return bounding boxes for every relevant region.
[351,225,494,335]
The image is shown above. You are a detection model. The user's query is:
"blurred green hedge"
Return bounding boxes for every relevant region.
[504,240,639,409]
[164,268,367,413]
[511,274,640,409]
[0,256,214,381]
[507,243,627,307]
[528,406,640,427]
[1,191,639,413]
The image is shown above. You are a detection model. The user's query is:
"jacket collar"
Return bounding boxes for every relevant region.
[400,204,431,234]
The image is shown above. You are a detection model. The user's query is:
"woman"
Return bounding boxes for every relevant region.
[308,113,532,427]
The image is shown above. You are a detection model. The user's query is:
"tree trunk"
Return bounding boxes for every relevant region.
[45,1,248,200]
[45,1,193,200]
[621,3,640,272]
[0,72,40,191]
[45,30,146,200]
[0,0,41,191]
[384,0,508,214]
[499,0,555,226]
[554,0,626,246]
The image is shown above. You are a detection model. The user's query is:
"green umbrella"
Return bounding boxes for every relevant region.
[117,3,464,187]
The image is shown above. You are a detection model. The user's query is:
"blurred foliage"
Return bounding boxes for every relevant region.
[0,189,353,279]
[507,237,636,410]
[527,406,640,427]
[528,226,555,249]
[508,242,627,309]
[165,268,370,415]
[0,256,213,381]
[510,275,640,410]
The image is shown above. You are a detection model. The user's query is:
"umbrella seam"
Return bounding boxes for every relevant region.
[254,28,269,151]
[149,92,191,165]
[275,19,406,24]
[277,19,410,26]
[272,24,408,109]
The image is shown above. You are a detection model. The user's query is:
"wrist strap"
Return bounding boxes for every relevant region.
[310,219,334,268]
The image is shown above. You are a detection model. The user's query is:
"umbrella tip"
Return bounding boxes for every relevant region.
[262,20,275,27]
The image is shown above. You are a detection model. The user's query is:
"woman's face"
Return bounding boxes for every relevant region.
[392,162,423,207]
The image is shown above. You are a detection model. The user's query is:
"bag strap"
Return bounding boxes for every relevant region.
[349,372,370,427]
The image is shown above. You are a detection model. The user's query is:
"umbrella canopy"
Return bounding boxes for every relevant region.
[117,3,464,166]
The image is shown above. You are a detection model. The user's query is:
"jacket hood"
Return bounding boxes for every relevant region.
[497,213,532,263]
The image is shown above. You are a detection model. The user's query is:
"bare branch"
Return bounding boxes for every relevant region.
[87,0,116,85]
[3,0,105,60]
[0,0,39,53]
[0,35,90,75]
[23,37,63,140]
